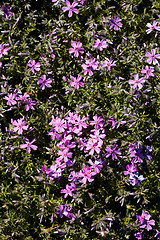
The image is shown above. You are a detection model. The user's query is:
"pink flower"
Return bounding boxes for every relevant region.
[145,49,160,65]
[93,39,108,51]
[37,75,52,90]
[110,16,122,31]
[27,60,41,73]
[105,145,121,160]
[102,58,116,71]
[123,164,137,177]
[0,44,9,58]
[70,74,84,89]
[69,41,84,57]
[128,74,145,90]
[3,93,17,106]
[20,138,38,153]
[78,166,96,184]
[141,65,154,79]
[61,183,76,198]
[62,1,78,17]
[11,118,28,135]
[146,20,160,34]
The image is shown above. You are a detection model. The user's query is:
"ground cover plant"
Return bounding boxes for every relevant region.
[0,0,160,239]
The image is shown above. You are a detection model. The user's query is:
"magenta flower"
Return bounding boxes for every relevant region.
[57,149,73,163]
[89,115,104,129]
[70,75,84,89]
[85,138,101,155]
[93,39,108,51]
[62,1,78,17]
[137,211,155,231]
[11,118,28,135]
[145,49,160,65]
[69,41,84,57]
[82,58,99,76]
[110,16,123,31]
[105,144,121,160]
[146,20,160,34]
[20,138,38,153]
[0,44,9,58]
[37,75,52,90]
[141,65,154,79]
[102,58,116,71]
[134,231,143,240]
[78,167,96,184]
[128,74,145,90]
[25,99,36,111]
[60,183,76,198]
[27,60,41,73]
[3,93,17,106]
[123,164,138,177]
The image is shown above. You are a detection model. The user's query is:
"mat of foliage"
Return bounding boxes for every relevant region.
[0,0,160,239]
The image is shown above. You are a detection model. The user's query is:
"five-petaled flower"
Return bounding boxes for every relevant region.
[37,75,52,90]
[145,49,160,65]
[62,1,79,17]
[146,20,160,34]
[69,41,84,57]
[27,60,41,73]
[128,74,145,90]
[4,93,17,106]
[70,74,84,89]
[110,16,123,31]
[11,118,28,135]
[20,138,38,153]
[93,39,108,51]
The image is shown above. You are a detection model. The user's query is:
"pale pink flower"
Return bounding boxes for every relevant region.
[93,39,108,51]
[128,74,145,90]
[3,93,17,106]
[27,60,41,73]
[146,20,160,34]
[70,75,84,89]
[141,65,154,79]
[145,49,160,65]
[11,118,28,135]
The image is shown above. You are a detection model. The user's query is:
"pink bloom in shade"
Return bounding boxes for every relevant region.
[62,1,79,18]
[146,20,160,34]
[110,16,123,31]
[145,49,160,65]
[61,183,76,198]
[93,39,108,51]
[128,74,145,90]
[69,41,84,57]
[134,231,143,240]
[102,58,116,71]
[3,93,17,106]
[16,92,29,103]
[20,138,38,153]
[70,75,84,89]
[105,145,121,160]
[25,99,36,111]
[0,44,9,58]
[78,166,96,184]
[68,171,80,183]
[11,118,28,135]
[27,60,41,73]
[1,5,13,19]
[141,65,154,79]
[37,75,52,90]
[123,164,138,176]
[155,229,160,239]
